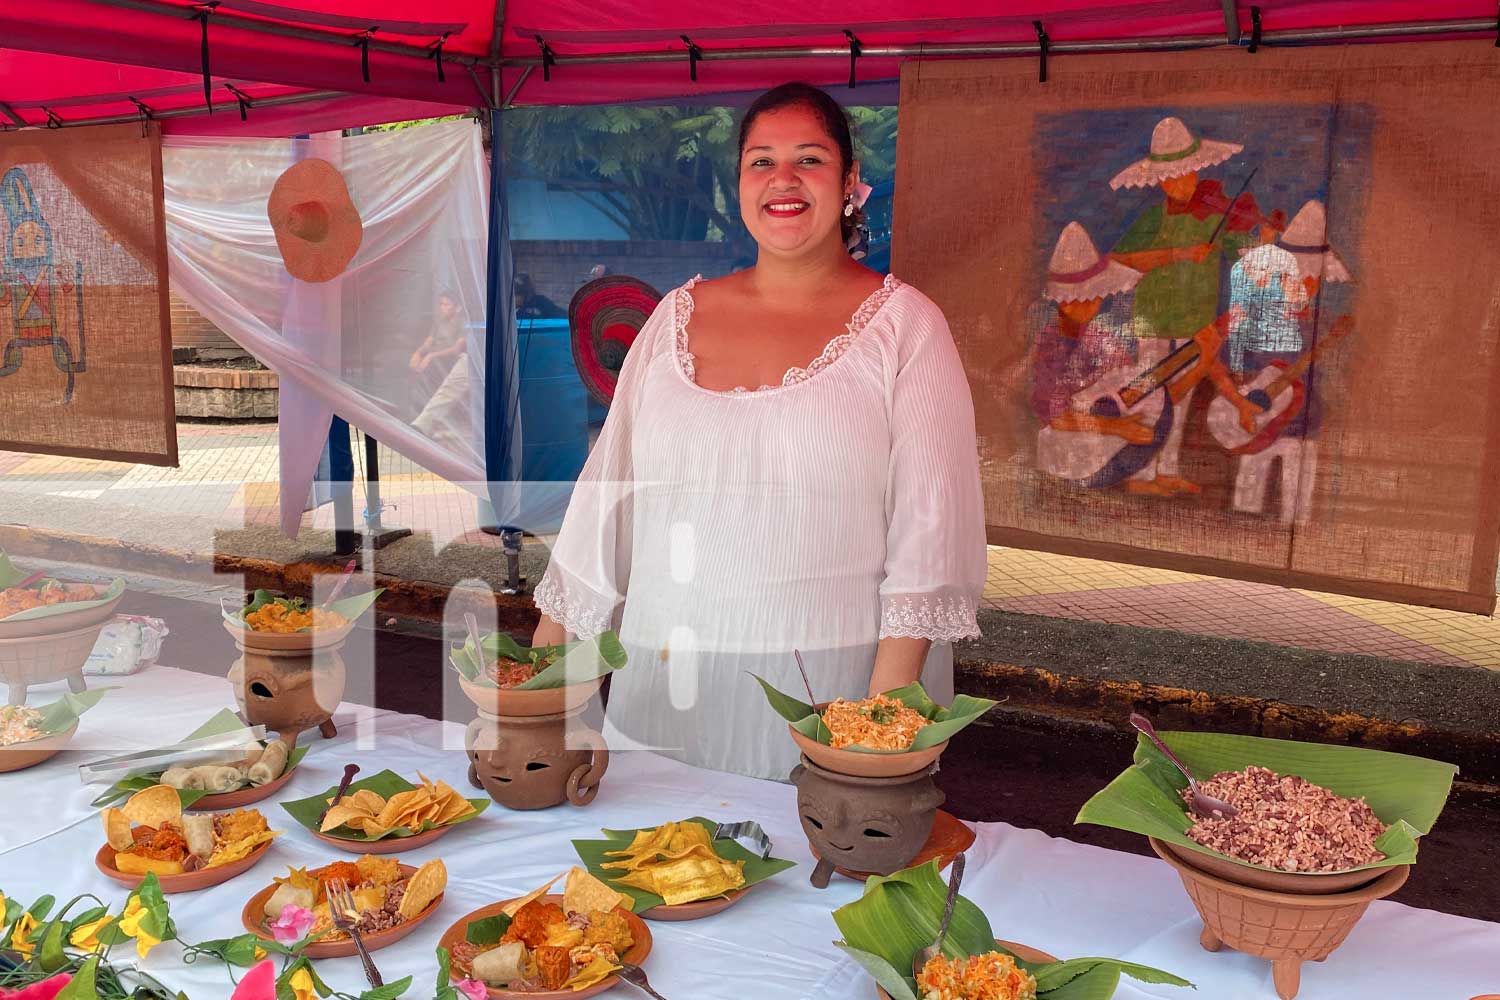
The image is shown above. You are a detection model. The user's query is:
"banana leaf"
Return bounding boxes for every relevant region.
[280,768,490,841]
[752,676,996,754]
[1075,730,1458,875]
[450,630,627,690]
[0,553,125,622]
[89,708,309,809]
[15,688,110,739]
[832,860,1191,1000]
[571,817,796,912]
[222,587,384,630]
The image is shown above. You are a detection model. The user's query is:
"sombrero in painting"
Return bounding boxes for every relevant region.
[569,275,662,406]
[1274,200,1351,283]
[1109,116,1243,191]
[1045,222,1141,303]
[267,158,363,283]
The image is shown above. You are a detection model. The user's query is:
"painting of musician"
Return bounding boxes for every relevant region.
[1209,201,1354,526]
[1105,116,1280,496]
[0,166,86,404]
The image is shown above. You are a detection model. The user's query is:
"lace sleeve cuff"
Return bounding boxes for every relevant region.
[533,569,619,639]
[879,592,981,642]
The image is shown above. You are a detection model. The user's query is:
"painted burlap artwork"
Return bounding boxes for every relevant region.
[895,42,1500,613]
[0,123,176,465]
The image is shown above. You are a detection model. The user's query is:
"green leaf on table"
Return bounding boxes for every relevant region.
[55,954,100,1000]
[434,946,459,1000]
[280,769,489,841]
[359,977,413,1000]
[572,816,796,913]
[750,674,813,724]
[32,688,110,737]
[227,588,383,630]
[465,913,510,946]
[133,873,176,944]
[1075,729,1458,876]
[27,895,56,922]
[0,553,125,621]
[450,630,627,690]
[758,676,997,754]
[834,943,917,1000]
[38,917,67,973]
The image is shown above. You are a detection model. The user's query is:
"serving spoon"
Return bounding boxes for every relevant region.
[914,852,966,977]
[1129,713,1237,820]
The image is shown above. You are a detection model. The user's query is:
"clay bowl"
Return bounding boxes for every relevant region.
[640,886,748,921]
[96,838,274,894]
[876,940,1058,999]
[812,809,975,883]
[1150,837,1410,1000]
[439,894,652,999]
[0,722,77,773]
[459,675,604,718]
[242,862,443,959]
[189,763,300,811]
[0,590,124,639]
[789,703,947,778]
[313,822,451,855]
[1158,840,1383,895]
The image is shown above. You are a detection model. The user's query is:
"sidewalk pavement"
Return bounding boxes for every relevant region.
[2,419,1497,671]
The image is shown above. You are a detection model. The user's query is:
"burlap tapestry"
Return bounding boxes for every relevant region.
[894,42,1500,614]
[0,123,176,465]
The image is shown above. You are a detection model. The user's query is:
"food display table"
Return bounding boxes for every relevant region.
[2,666,1497,1000]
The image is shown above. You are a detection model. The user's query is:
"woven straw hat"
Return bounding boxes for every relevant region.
[1109,117,1243,191]
[1275,200,1351,283]
[267,158,363,283]
[1045,222,1142,303]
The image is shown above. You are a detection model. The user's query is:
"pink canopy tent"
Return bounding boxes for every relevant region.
[2,0,1497,130]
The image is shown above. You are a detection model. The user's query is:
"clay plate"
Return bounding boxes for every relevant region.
[640,886,748,921]
[790,723,947,779]
[189,763,300,811]
[0,592,125,640]
[876,940,1059,1000]
[812,810,976,882]
[223,618,357,651]
[460,675,604,718]
[313,822,451,855]
[95,838,273,894]
[0,723,77,773]
[438,894,653,999]
[1158,840,1383,895]
[242,863,444,959]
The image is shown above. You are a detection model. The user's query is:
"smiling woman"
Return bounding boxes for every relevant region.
[531,82,987,782]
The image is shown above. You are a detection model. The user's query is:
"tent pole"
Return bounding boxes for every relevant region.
[0,88,348,130]
[490,0,507,109]
[0,100,26,127]
[502,67,532,108]
[1221,0,1241,45]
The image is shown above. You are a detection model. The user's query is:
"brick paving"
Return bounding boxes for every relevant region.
[3,420,1498,669]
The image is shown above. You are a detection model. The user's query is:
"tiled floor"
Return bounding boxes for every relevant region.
[4,421,1498,669]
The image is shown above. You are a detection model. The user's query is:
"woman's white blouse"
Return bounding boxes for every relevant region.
[534,274,987,781]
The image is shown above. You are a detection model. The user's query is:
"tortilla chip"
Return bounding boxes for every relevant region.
[564,956,620,991]
[647,855,746,906]
[500,873,564,917]
[355,855,403,886]
[320,803,373,833]
[397,858,447,919]
[121,785,181,830]
[274,866,321,895]
[352,885,386,914]
[102,808,134,851]
[207,829,278,867]
[114,853,184,876]
[544,923,585,949]
[563,867,627,915]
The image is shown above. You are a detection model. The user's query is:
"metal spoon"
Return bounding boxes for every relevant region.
[320,559,358,608]
[464,612,488,673]
[1129,713,1237,820]
[792,649,826,741]
[914,852,967,977]
[318,763,361,825]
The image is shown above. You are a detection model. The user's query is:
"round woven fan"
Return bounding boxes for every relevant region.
[568,276,662,406]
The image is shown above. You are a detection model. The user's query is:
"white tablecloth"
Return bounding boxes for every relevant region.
[3,667,1497,1000]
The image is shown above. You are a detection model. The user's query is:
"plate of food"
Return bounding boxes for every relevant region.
[280,769,490,854]
[242,855,448,959]
[91,709,307,810]
[0,690,107,773]
[572,818,795,920]
[95,785,279,893]
[754,678,996,778]
[449,630,627,717]
[440,868,652,997]
[0,553,126,635]
[1076,727,1460,891]
[834,860,1191,1000]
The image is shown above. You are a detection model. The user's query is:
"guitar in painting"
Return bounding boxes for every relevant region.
[1206,314,1353,455]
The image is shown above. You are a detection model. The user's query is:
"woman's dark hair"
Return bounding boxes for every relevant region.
[738,82,863,243]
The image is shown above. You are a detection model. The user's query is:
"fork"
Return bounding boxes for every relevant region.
[326,879,383,988]
[616,963,668,999]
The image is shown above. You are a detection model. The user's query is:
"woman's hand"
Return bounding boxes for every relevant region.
[531,614,569,647]
[868,636,931,695]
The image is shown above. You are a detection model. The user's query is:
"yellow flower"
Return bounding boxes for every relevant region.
[69,913,114,952]
[9,912,38,956]
[288,966,317,1000]
[117,896,161,959]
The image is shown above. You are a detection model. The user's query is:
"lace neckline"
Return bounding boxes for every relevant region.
[674,273,902,395]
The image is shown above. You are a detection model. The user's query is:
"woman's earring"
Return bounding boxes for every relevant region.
[843,196,855,218]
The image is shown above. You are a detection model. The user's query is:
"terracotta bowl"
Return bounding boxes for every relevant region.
[459,675,604,718]
[1158,840,1383,895]
[1150,837,1410,1000]
[223,618,358,651]
[0,722,77,773]
[1,604,123,703]
[242,863,443,959]
[438,894,652,999]
[96,838,274,894]
[876,940,1058,999]
[789,724,947,779]
[189,763,300,811]
[313,822,451,855]
[640,886,747,921]
[0,591,124,639]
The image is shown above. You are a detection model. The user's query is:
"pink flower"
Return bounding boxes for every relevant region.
[0,973,73,1000]
[229,959,277,1000]
[455,980,488,1000]
[268,904,315,945]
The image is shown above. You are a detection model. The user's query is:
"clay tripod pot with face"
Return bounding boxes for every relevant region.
[465,707,609,810]
[225,620,353,746]
[791,755,944,887]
